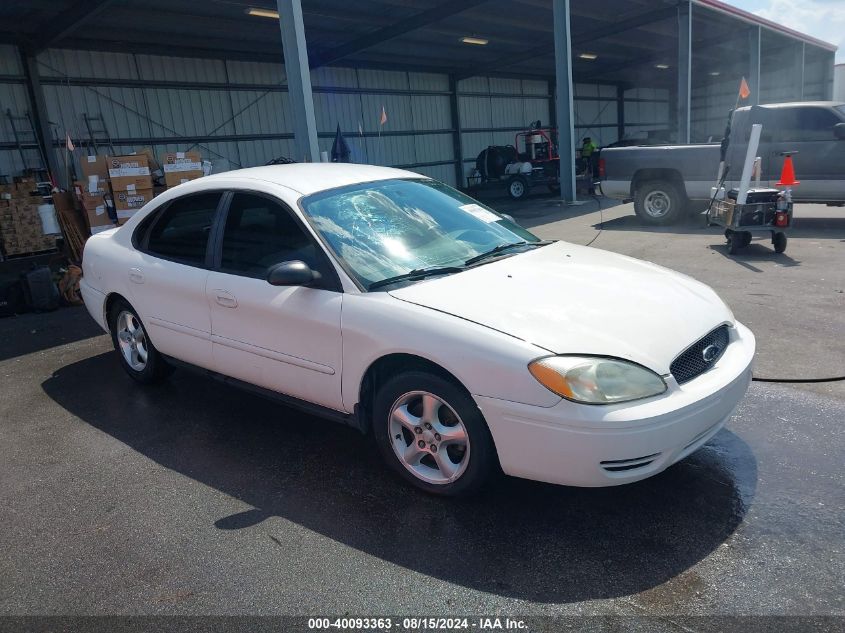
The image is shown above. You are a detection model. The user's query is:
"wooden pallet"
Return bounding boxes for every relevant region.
[1,247,59,261]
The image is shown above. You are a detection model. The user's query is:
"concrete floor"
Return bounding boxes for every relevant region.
[0,199,843,621]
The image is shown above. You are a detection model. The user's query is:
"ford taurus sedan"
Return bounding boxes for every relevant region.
[80,163,755,496]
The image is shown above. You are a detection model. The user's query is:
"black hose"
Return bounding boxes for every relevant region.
[583,193,603,247]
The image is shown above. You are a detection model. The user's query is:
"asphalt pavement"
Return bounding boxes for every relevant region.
[0,199,843,623]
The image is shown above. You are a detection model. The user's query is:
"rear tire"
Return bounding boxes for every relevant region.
[727,232,742,255]
[108,299,172,384]
[634,180,685,225]
[773,232,787,253]
[372,370,497,496]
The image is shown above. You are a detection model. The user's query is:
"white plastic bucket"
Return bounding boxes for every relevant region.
[37,204,61,235]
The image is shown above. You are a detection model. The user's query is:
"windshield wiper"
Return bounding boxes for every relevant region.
[367,266,466,291]
[464,240,555,267]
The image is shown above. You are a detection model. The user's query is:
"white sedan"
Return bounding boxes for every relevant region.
[80,164,754,496]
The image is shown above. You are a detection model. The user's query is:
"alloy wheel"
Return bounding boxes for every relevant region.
[116,310,148,371]
[388,391,470,485]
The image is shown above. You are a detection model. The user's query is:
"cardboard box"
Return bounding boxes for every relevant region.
[114,188,154,221]
[162,151,203,188]
[80,155,110,181]
[108,155,153,192]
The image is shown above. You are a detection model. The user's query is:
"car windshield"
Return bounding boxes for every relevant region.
[300,178,542,289]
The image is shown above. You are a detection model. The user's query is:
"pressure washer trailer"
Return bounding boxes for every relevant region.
[707,121,793,255]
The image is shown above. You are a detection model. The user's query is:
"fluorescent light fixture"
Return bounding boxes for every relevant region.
[709,70,721,76]
[246,7,280,18]
[461,37,489,45]
[655,63,670,69]
[578,52,598,60]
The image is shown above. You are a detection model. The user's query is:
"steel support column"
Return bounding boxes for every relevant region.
[448,76,464,188]
[677,1,691,144]
[20,50,62,185]
[748,26,761,106]
[553,0,576,202]
[616,85,625,142]
[800,42,805,100]
[276,0,319,162]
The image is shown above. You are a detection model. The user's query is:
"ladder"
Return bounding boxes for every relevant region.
[83,113,116,156]
[5,108,47,175]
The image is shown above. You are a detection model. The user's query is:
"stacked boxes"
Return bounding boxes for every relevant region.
[74,149,206,230]
[73,181,116,234]
[0,180,56,256]
[108,154,153,224]
[162,151,203,188]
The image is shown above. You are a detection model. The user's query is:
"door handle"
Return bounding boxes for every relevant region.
[214,290,238,309]
[128,268,145,284]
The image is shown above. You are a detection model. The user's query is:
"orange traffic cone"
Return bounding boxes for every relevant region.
[777,154,800,186]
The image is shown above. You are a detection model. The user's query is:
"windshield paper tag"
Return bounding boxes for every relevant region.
[459,203,500,223]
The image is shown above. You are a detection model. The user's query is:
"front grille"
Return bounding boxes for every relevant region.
[670,324,730,385]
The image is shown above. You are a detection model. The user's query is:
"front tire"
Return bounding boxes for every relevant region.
[372,371,497,496]
[108,299,172,384]
[634,180,685,225]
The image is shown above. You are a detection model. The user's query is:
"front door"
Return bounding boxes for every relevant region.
[206,191,345,411]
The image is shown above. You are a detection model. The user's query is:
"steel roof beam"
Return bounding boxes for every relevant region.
[308,0,490,69]
[32,0,115,52]
[455,4,680,80]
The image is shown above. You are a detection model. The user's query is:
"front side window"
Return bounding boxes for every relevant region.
[220,192,325,279]
[146,192,221,266]
[300,178,540,289]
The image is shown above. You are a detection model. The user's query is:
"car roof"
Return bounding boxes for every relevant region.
[199,163,426,196]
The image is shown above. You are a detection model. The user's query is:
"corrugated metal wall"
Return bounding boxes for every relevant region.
[2,46,581,189]
[23,48,460,186]
[4,40,829,187]
[690,41,834,143]
[457,76,551,181]
[0,45,42,178]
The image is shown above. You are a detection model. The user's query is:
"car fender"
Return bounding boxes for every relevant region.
[339,292,561,413]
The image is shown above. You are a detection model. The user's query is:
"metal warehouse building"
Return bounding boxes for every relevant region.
[0,0,837,200]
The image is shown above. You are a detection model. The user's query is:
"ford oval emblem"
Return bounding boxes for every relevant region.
[702,344,719,363]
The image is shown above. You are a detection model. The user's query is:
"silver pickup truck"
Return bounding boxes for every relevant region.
[599,101,845,224]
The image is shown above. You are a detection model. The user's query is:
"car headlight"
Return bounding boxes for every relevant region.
[528,356,667,404]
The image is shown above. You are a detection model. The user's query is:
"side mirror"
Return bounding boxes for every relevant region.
[500,213,519,226]
[834,123,845,140]
[267,260,322,287]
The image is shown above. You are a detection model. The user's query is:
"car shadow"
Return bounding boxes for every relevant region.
[42,352,758,604]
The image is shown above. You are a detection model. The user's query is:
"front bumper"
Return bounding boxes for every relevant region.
[475,321,755,487]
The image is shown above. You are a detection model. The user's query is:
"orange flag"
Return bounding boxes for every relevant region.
[379,106,388,126]
[738,77,751,100]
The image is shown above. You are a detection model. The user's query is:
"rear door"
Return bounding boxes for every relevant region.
[128,191,224,369]
[206,190,345,411]
[761,105,845,200]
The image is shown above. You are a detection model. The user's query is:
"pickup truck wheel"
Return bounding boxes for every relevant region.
[634,181,684,225]
[508,176,529,200]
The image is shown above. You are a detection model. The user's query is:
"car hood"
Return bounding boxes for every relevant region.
[388,241,733,374]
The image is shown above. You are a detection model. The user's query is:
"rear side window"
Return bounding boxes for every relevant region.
[146,192,221,266]
[768,107,842,142]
